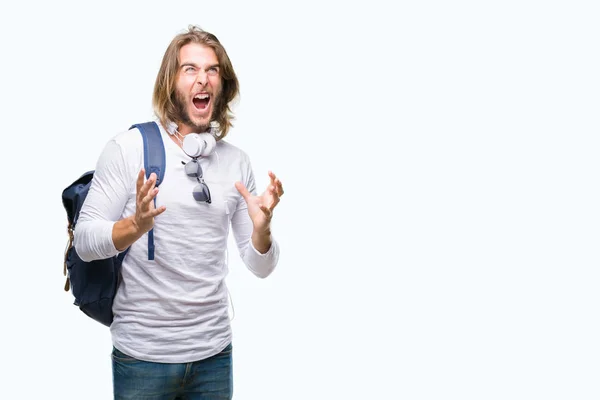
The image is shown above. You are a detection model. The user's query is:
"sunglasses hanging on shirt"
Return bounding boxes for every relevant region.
[182,158,212,203]
[181,133,216,204]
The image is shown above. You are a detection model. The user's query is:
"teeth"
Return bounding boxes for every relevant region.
[194,93,210,100]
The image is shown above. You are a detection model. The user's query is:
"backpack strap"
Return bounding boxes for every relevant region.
[129,122,166,260]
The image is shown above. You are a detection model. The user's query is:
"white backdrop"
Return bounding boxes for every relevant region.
[1,1,599,399]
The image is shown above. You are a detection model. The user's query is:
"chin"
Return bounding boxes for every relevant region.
[193,120,211,132]
[188,112,212,131]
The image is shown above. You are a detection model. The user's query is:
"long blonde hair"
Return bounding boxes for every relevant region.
[152,25,240,138]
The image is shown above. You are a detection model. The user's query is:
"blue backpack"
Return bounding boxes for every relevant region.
[62,122,166,326]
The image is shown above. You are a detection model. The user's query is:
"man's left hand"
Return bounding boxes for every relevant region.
[235,171,284,231]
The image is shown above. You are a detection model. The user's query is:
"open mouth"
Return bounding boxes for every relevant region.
[193,93,210,110]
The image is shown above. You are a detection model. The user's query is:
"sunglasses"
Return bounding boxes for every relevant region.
[182,159,212,203]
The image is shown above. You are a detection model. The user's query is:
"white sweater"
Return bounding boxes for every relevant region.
[74,121,279,363]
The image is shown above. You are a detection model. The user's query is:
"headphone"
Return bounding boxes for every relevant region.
[182,132,216,158]
[167,119,220,158]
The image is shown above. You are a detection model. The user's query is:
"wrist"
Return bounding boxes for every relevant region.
[252,226,272,254]
[253,225,271,238]
[113,216,144,251]
[128,215,143,235]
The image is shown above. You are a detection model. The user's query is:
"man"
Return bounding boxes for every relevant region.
[74,25,283,399]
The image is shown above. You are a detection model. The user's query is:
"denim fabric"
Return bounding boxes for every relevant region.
[112,343,233,399]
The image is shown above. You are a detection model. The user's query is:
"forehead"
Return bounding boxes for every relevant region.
[179,43,219,65]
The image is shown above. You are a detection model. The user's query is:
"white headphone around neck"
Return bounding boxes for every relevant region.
[182,132,216,158]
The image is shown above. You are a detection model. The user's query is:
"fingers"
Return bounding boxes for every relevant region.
[267,185,280,210]
[141,186,159,209]
[268,171,284,197]
[259,203,273,219]
[151,205,167,217]
[137,170,159,210]
[136,169,145,195]
[133,170,165,233]
[235,181,251,202]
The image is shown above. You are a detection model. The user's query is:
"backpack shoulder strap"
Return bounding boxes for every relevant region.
[130,121,166,186]
[129,121,166,260]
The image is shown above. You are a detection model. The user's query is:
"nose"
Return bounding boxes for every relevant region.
[195,70,207,86]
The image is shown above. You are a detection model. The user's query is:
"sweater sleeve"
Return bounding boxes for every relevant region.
[73,138,133,262]
[230,157,280,278]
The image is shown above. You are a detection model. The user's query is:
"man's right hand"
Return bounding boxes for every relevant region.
[134,169,167,234]
[112,169,167,251]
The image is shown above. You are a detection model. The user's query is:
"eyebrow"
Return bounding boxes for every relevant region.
[180,63,220,70]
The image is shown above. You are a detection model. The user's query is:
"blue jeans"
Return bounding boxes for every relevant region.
[112,343,233,399]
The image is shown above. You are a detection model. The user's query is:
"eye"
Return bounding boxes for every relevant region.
[184,66,197,74]
[207,67,219,76]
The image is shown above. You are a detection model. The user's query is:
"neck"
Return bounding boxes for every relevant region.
[177,121,211,136]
